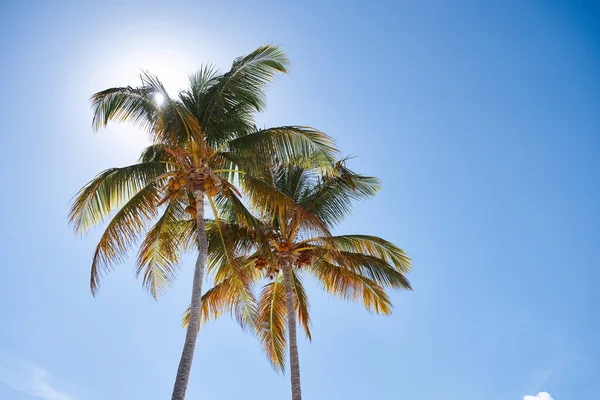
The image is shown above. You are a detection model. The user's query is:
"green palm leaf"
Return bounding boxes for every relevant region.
[69,161,168,234]
[301,169,379,226]
[227,126,338,171]
[91,72,201,146]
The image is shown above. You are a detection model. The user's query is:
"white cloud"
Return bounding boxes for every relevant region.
[524,392,553,400]
[0,360,76,400]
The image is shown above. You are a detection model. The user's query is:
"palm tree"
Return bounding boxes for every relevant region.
[69,45,337,400]
[185,161,412,400]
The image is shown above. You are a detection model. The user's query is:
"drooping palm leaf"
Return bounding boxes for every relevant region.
[69,162,169,234]
[316,235,412,273]
[291,270,312,341]
[181,272,258,332]
[324,251,412,290]
[88,183,162,294]
[137,198,189,298]
[310,258,394,315]
[257,276,288,372]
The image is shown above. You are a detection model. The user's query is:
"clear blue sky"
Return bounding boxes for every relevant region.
[0,1,598,399]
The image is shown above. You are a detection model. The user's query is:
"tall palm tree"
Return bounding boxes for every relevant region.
[69,45,337,400]
[185,161,412,400]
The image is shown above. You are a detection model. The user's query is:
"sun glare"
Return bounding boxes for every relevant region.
[81,40,216,153]
[154,92,165,106]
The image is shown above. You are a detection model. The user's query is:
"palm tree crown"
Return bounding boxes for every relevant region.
[186,160,412,400]
[70,46,337,297]
[69,45,339,400]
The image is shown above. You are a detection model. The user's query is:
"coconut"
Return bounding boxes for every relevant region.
[185,206,196,215]
[209,187,218,196]
[203,181,212,190]
[177,176,186,185]
[168,178,175,188]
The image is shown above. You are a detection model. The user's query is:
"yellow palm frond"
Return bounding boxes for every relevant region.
[69,162,168,234]
[257,276,288,372]
[181,273,258,331]
[88,183,162,295]
[291,270,311,341]
[136,199,189,299]
[241,174,330,237]
[316,250,412,290]
[310,259,393,315]
[309,235,412,273]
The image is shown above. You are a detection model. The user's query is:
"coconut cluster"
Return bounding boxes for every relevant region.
[254,256,268,270]
[254,256,280,280]
[202,180,219,197]
[167,175,186,191]
[185,204,197,218]
[296,250,312,268]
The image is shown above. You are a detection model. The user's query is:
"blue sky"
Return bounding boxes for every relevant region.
[0,1,598,399]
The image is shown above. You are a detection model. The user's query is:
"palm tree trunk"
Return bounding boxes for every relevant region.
[171,191,208,400]
[281,260,302,400]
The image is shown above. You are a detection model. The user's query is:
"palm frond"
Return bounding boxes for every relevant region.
[69,162,168,234]
[136,198,188,298]
[308,235,412,273]
[300,166,380,226]
[90,86,158,133]
[178,65,220,122]
[138,144,170,163]
[227,126,338,172]
[322,250,412,290]
[292,270,312,340]
[257,276,288,372]
[206,197,239,274]
[200,45,289,145]
[88,183,161,295]
[181,273,258,331]
[211,190,272,254]
[241,173,330,237]
[91,72,201,146]
[310,259,394,315]
[187,65,221,100]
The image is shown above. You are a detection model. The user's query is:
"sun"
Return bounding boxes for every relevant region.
[154,92,166,106]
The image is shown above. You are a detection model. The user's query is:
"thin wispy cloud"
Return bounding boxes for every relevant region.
[524,392,553,400]
[0,360,76,400]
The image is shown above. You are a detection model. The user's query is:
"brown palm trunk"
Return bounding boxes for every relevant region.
[282,260,302,400]
[171,191,207,400]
